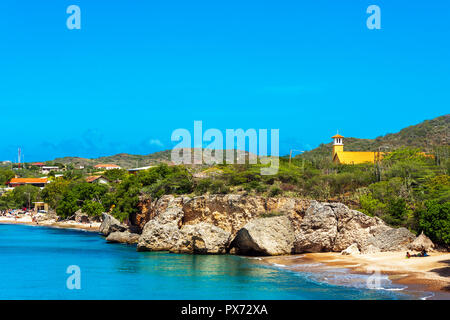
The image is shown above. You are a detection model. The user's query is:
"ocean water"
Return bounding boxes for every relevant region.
[0,224,415,300]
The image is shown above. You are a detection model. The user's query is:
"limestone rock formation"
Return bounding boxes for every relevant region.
[132,194,309,235]
[341,243,360,255]
[137,207,184,252]
[293,201,416,253]
[181,195,309,236]
[408,231,435,252]
[99,213,127,236]
[129,195,417,255]
[368,227,416,251]
[293,202,337,252]
[74,210,90,224]
[172,223,231,254]
[331,203,390,251]
[133,195,188,231]
[230,215,295,256]
[360,244,381,254]
[106,231,140,244]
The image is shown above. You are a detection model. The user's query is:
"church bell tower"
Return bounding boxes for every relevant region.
[332,133,344,160]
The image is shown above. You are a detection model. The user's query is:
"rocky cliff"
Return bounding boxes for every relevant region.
[102,194,425,256]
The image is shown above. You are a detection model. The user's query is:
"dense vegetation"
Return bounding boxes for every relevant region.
[1,115,449,246]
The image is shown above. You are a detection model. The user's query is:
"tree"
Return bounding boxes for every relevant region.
[41,180,70,209]
[103,169,128,181]
[0,168,14,185]
[11,185,41,209]
[81,200,104,218]
[418,200,450,245]
[56,191,79,218]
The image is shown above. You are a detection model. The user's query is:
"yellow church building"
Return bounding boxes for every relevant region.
[331,134,384,165]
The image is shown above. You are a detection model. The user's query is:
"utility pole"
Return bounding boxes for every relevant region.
[375,146,389,182]
[17,148,21,169]
[289,149,304,167]
[25,192,30,211]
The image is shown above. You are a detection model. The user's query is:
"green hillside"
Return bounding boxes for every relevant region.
[52,150,173,169]
[50,114,449,168]
[301,114,449,161]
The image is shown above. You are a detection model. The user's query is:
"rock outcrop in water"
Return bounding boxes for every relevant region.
[173,223,231,254]
[99,213,127,236]
[106,231,140,244]
[111,195,421,256]
[137,207,184,251]
[136,205,231,254]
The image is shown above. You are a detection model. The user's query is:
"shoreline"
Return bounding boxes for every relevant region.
[2,217,449,299]
[260,252,450,300]
[0,216,100,233]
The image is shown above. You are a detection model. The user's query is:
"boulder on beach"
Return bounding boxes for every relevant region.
[230,215,295,256]
[99,213,127,236]
[408,231,435,252]
[74,210,90,224]
[341,243,360,255]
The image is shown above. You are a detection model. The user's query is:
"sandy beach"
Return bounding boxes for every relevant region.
[261,251,450,299]
[0,215,101,232]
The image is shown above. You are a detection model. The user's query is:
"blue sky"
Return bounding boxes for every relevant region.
[0,1,448,161]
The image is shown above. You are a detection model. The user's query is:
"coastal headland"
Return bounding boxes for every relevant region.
[2,193,447,299]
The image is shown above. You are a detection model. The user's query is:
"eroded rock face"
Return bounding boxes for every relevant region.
[368,227,416,251]
[132,194,309,236]
[360,244,381,254]
[106,231,140,244]
[172,223,231,254]
[293,202,338,252]
[332,203,390,252]
[182,195,309,236]
[230,215,295,256]
[99,213,127,236]
[137,207,183,252]
[132,195,188,231]
[133,196,416,255]
[293,201,416,254]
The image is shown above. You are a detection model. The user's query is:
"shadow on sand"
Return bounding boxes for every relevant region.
[430,259,450,278]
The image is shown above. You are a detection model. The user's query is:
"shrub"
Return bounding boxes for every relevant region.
[260,211,285,218]
[268,186,282,197]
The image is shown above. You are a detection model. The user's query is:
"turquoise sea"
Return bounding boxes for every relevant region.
[0,224,421,300]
